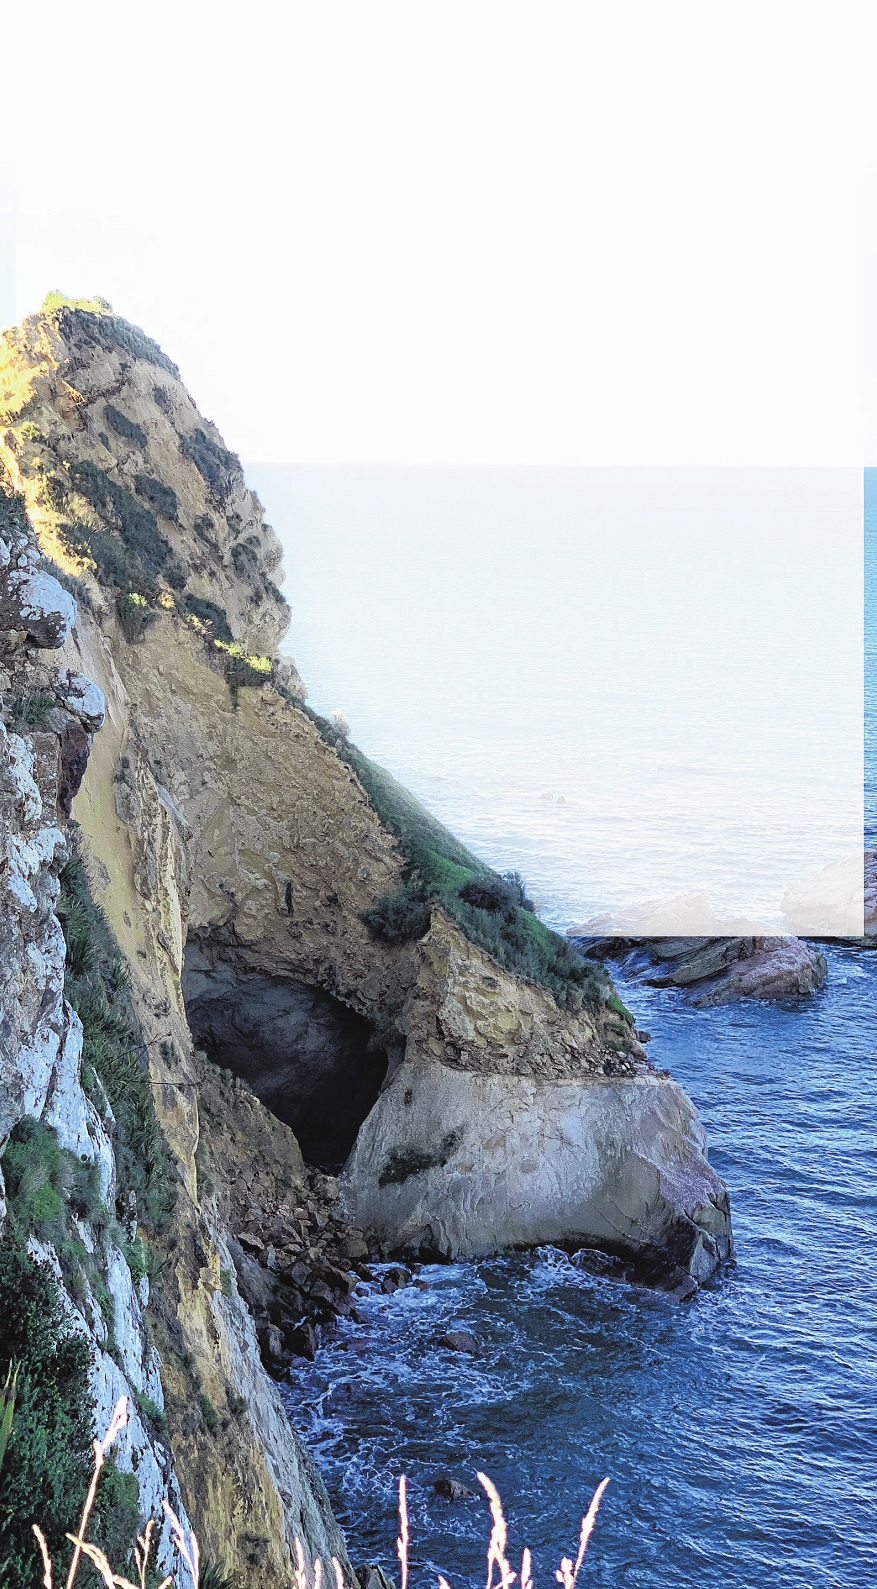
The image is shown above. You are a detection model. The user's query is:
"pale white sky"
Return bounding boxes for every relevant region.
[0,2,869,465]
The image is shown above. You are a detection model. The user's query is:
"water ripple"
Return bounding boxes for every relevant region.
[282,946,877,1589]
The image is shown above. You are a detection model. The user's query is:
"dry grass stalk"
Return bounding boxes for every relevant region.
[397,1476,409,1589]
[30,1399,609,1589]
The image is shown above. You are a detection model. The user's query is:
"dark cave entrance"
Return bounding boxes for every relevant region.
[182,946,389,1169]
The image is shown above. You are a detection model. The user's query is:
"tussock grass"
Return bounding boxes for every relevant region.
[0,1251,139,1585]
[28,1398,608,1589]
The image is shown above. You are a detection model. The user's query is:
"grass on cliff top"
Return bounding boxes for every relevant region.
[40,292,180,376]
[42,290,113,316]
[302,710,608,1012]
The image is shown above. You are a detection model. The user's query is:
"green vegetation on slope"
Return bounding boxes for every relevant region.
[57,841,175,1231]
[55,458,173,584]
[40,293,180,376]
[0,1246,140,1587]
[180,427,238,499]
[104,404,147,448]
[0,482,30,542]
[0,842,171,1582]
[3,1117,109,1254]
[301,711,609,1011]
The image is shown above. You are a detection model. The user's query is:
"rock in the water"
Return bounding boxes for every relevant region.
[437,1329,481,1355]
[288,1321,319,1361]
[380,1264,411,1294]
[341,1058,732,1289]
[356,1566,396,1589]
[572,933,827,1006]
[433,1476,477,1501]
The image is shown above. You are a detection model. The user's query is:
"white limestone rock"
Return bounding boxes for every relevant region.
[0,566,77,648]
[53,668,106,732]
[342,1058,733,1288]
[42,1009,117,1205]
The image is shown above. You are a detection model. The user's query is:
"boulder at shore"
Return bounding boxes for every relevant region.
[341,1058,733,1294]
[568,934,827,1006]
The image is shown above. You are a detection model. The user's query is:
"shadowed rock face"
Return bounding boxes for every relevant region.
[183,945,388,1165]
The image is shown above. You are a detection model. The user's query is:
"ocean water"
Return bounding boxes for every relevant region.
[283,954,877,1589]
[253,465,862,935]
[245,464,877,1587]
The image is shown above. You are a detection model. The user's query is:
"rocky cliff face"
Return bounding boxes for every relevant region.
[0,299,733,1578]
[0,496,192,1578]
[0,321,352,1586]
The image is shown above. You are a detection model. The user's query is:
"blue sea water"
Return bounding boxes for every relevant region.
[258,468,877,1588]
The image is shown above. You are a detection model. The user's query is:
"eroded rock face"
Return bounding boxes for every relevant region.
[0,717,68,1142]
[341,1059,732,1289]
[53,668,106,732]
[0,474,353,1583]
[0,506,193,1574]
[406,912,648,1079]
[1,307,733,1350]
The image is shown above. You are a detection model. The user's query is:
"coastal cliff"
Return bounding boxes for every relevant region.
[0,298,732,1579]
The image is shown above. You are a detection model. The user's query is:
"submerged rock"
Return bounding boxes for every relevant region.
[433,1476,477,1501]
[437,1328,481,1355]
[341,1058,732,1289]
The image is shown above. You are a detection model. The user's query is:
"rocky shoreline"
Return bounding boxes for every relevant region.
[569,931,829,1006]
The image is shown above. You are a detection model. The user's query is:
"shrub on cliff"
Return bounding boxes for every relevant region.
[459,872,534,915]
[65,460,171,580]
[0,484,29,539]
[2,1117,107,1251]
[104,405,147,448]
[362,882,432,944]
[134,473,178,520]
[180,428,238,497]
[184,594,233,642]
[218,643,273,704]
[0,1246,139,1587]
[116,590,155,641]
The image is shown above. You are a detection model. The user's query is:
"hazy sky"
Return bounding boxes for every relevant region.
[0,2,868,465]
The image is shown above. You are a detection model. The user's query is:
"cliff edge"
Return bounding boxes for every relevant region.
[0,298,732,1579]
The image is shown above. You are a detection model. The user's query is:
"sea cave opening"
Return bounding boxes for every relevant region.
[182,944,389,1169]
